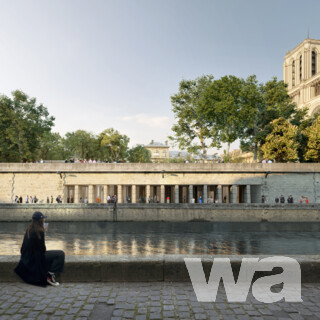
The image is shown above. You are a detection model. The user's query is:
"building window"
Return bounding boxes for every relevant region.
[292,60,295,86]
[162,151,167,157]
[312,51,317,76]
[299,55,302,81]
[154,150,159,157]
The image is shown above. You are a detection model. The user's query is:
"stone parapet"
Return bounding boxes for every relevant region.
[1,162,320,173]
[1,255,320,283]
[0,203,320,222]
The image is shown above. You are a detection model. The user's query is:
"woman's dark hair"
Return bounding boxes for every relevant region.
[26,218,44,239]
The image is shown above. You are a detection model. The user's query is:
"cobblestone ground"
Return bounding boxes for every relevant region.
[0,282,319,320]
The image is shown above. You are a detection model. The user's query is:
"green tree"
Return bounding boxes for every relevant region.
[204,75,247,157]
[239,75,265,160]
[64,130,98,160]
[0,90,55,162]
[240,77,307,161]
[0,95,18,161]
[39,132,68,160]
[127,145,151,163]
[169,75,215,157]
[99,128,129,162]
[303,117,320,162]
[260,118,299,162]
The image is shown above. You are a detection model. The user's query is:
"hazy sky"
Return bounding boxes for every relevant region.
[0,0,319,152]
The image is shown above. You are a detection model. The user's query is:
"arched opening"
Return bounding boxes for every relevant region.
[299,55,302,81]
[311,105,320,118]
[312,51,317,76]
[292,60,295,86]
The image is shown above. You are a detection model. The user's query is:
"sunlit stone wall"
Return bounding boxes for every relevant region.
[0,163,320,204]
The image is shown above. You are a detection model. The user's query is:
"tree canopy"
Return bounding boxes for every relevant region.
[64,130,98,160]
[303,117,320,162]
[170,74,312,162]
[260,118,299,162]
[99,128,130,162]
[127,145,151,163]
[0,90,55,162]
[204,75,248,156]
[169,75,215,157]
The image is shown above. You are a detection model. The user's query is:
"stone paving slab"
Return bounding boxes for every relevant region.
[0,282,319,319]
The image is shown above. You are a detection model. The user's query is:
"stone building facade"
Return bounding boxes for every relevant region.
[283,38,320,115]
[1,163,320,204]
[144,140,170,162]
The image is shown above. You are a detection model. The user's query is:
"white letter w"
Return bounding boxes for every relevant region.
[184,258,259,302]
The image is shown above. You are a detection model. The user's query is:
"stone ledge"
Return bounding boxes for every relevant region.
[0,204,320,222]
[1,255,320,283]
[2,162,320,173]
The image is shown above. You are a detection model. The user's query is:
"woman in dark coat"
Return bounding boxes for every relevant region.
[14,211,65,287]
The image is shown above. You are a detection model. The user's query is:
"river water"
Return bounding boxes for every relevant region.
[1,221,319,256]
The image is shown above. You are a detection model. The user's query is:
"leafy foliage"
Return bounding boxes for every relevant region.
[0,91,55,162]
[171,74,310,162]
[169,75,215,157]
[204,75,247,155]
[260,118,299,162]
[127,145,151,163]
[303,117,320,162]
[39,132,68,160]
[64,130,98,160]
[99,128,130,162]
[241,77,306,161]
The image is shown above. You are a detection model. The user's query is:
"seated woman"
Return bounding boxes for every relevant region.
[14,211,65,287]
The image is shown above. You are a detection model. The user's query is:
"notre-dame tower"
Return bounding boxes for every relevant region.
[283,38,320,115]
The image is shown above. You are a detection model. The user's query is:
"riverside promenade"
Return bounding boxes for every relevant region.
[1,282,320,320]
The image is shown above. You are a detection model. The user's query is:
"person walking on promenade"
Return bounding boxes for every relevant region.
[280,195,285,203]
[14,211,65,287]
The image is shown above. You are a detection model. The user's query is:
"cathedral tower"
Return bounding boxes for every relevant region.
[283,38,320,115]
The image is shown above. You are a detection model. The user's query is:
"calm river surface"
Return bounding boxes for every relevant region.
[1,221,320,256]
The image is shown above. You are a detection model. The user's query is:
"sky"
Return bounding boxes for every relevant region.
[0,0,320,153]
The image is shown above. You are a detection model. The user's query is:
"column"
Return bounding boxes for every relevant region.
[160,185,165,203]
[245,185,251,204]
[146,185,150,203]
[104,185,109,203]
[189,185,193,203]
[203,185,208,204]
[311,86,315,98]
[117,185,122,203]
[231,185,237,203]
[132,185,136,203]
[216,185,222,203]
[63,186,68,204]
[88,185,94,203]
[175,185,179,204]
[74,185,79,204]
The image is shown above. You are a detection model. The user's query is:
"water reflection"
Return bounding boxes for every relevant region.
[0,221,320,256]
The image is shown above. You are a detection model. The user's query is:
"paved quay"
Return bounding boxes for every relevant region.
[0,282,320,320]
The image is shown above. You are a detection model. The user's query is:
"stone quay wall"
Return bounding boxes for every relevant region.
[0,203,319,222]
[1,163,320,205]
[1,255,320,283]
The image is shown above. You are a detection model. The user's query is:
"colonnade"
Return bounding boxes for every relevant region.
[66,184,253,204]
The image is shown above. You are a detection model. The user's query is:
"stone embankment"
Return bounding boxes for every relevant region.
[1,255,320,283]
[0,203,319,222]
